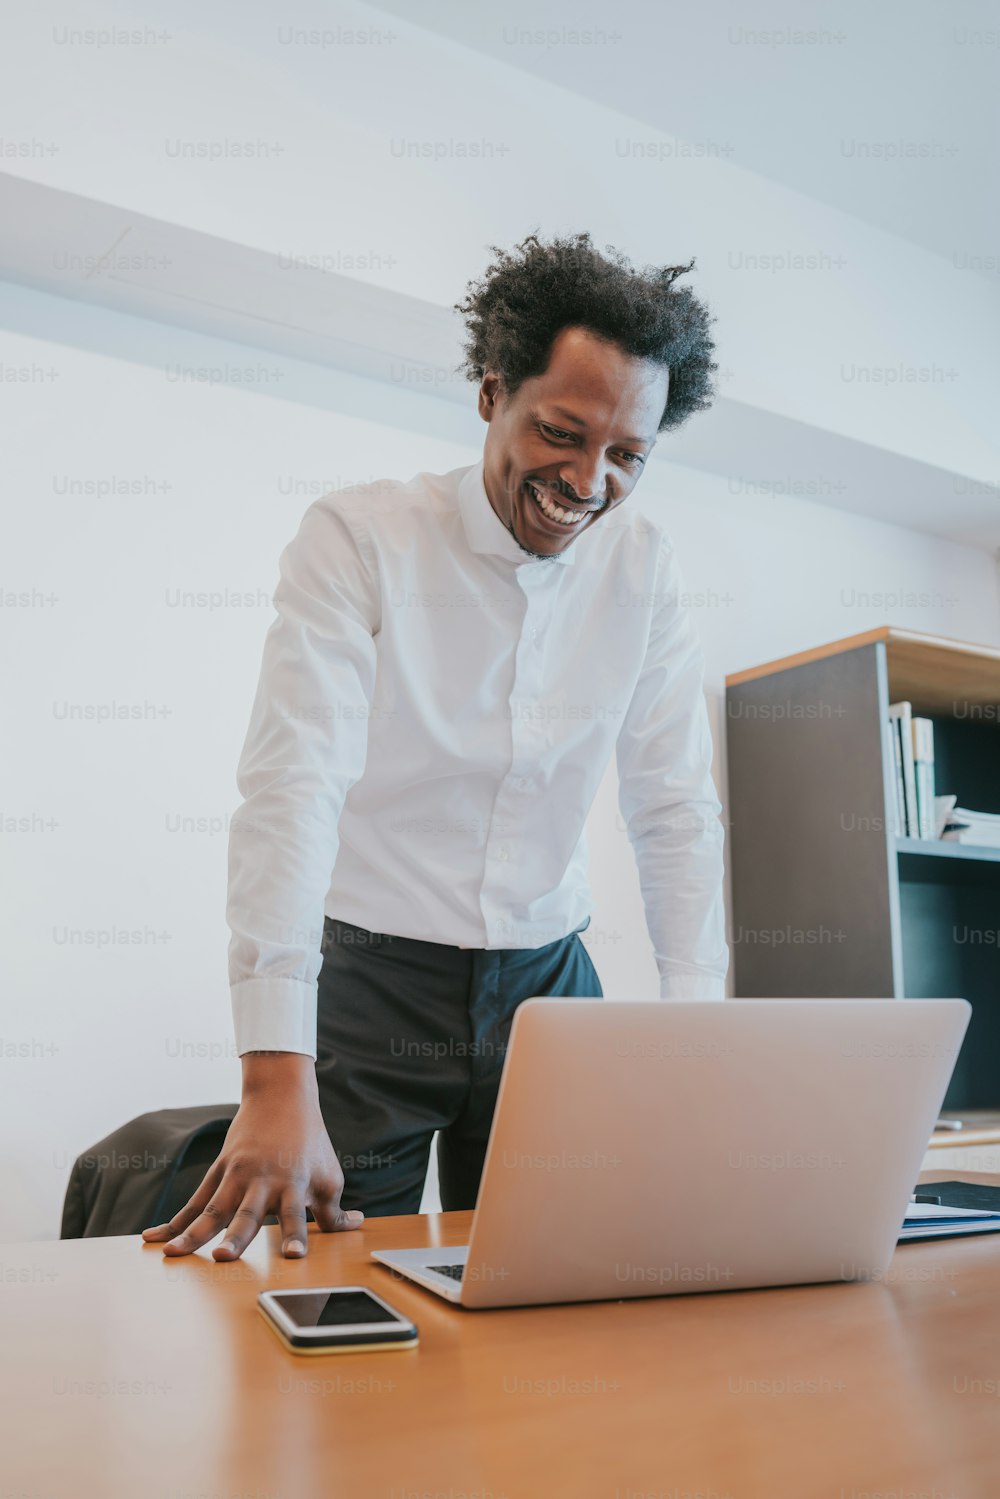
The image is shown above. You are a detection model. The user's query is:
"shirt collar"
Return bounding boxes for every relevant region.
[457,461,575,568]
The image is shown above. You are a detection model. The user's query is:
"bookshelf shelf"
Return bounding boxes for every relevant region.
[726,626,1000,1109]
[896,838,1000,865]
[897,840,1000,893]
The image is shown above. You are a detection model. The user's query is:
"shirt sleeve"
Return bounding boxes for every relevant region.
[614,534,729,1000]
[226,497,380,1057]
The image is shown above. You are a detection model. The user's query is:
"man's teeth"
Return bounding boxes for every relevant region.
[529,484,584,526]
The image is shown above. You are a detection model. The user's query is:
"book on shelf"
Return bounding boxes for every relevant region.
[889,708,905,836]
[911,716,936,840]
[942,805,1000,848]
[888,702,915,837]
[893,698,917,833]
[887,705,937,839]
[935,793,957,840]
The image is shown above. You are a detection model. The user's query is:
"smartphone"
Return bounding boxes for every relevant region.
[257,1286,419,1355]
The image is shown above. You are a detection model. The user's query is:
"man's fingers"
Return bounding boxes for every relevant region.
[211,1184,272,1261]
[141,1161,223,1244]
[311,1187,365,1234]
[160,1180,243,1257]
[277,1187,310,1257]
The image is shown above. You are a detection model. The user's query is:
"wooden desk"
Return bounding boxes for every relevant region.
[924,1114,1000,1175]
[4,1179,1000,1499]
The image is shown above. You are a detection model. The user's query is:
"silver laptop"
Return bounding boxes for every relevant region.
[371,997,970,1307]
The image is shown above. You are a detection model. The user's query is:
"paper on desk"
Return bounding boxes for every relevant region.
[899,1221,1000,1241]
[899,1201,1000,1242]
[905,1202,1000,1221]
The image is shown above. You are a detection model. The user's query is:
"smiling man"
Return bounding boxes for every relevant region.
[143,231,729,1262]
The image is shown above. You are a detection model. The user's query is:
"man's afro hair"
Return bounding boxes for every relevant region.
[454,231,717,432]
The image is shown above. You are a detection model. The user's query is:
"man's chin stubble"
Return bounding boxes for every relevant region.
[507,518,563,562]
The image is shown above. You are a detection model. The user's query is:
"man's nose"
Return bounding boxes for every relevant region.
[559,455,605,503]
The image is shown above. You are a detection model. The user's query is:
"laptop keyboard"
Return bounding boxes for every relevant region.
[427,1263,464,1282]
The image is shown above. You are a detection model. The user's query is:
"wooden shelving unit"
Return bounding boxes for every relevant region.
[725,627,1000,1109]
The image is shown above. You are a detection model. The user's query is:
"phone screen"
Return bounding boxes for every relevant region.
[270,1290,402,1329]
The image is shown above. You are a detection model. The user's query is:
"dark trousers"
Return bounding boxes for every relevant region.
[315,915,603,1217]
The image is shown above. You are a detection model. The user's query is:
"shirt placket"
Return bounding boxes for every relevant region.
[480,564,561,950]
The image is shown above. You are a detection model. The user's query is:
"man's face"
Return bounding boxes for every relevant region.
[478,325,668,560]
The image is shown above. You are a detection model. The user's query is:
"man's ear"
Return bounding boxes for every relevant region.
[478,372,502,423]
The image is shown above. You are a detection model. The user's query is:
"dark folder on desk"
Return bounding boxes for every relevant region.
[902,1180,1000,1243]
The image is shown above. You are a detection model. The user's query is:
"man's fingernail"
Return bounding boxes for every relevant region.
[347,1210,364,1223]
[286,1239,305,1255]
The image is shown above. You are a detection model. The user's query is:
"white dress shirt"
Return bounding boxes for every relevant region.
[227,459,728,1057]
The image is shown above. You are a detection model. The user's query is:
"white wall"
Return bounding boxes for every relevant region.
[2,0,999,482]
[2,0,998,1241]
[3,283,998,1241]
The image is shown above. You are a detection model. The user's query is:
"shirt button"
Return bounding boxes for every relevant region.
[498,846,509,862]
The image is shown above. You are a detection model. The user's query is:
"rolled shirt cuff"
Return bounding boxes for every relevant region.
[230,978,318,1059]
[659,971,727,1001]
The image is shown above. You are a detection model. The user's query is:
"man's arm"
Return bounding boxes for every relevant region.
[614,535,729,999]
[227,496,381,1055]
[143,495,380,1260]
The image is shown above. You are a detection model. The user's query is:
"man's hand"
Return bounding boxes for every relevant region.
[141,1052,363,1260]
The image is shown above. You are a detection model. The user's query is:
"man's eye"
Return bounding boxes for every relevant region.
[619,452,644,466]
[541,424,574,441]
